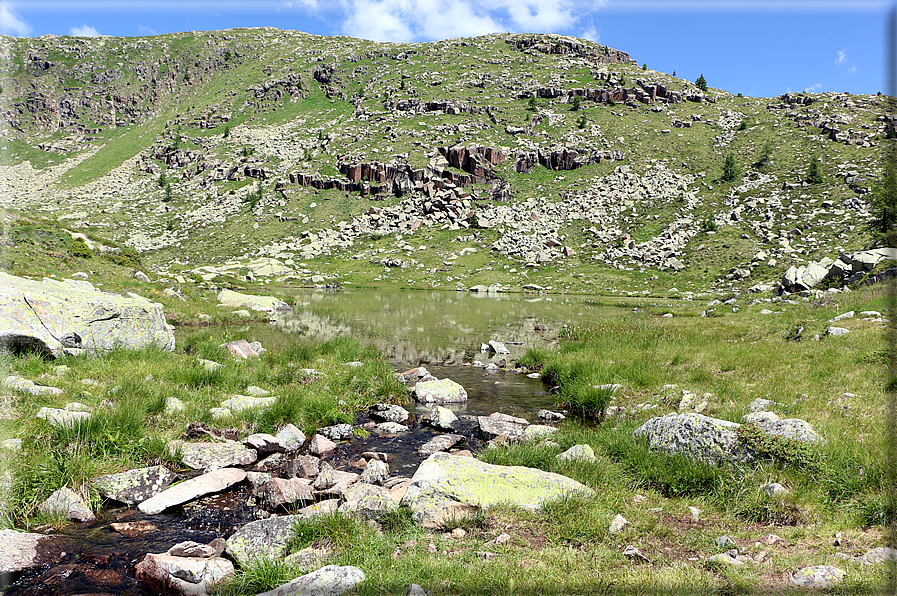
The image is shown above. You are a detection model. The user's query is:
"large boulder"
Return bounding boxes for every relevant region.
[401,452,593,528]
[632,412,749,465]
[0,529,58,574]
[216,289,291,314]
[0,272,175,358]
[169,441,258,471]
[93,465,177,505]
[225,514,304,566]
[412,379,468,404]
[257,565,365,596]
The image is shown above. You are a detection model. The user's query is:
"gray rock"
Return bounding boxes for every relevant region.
[418,434,466,456]
[715,535,737,549]
[488,340,510,355]
[93,465,177,505]
[861,547,897,565]
[761,483,790,497]
[165,397,187,415]
[138,468,247,514]
[198,359,223,372]
[245,433,286,455]
[478,412,528,441]
[608,514,629,535]
[318,424,355,441]
[226,514,305,566]
[420,405,458,431]
[412,378,468,404]
[538,410,565,422]
[632,412,747,465]
[167,541,218,558]
[7,376,63,397]
[246,385,271,397]
[747,398,779,413]
[256,565,365,596]
[171,441,258,471]
[276,424,307,451]
[220,394,276,413]
[826,326,850,337]
[259,478,314,509]
[369,403,410,423]
[309,434,337,455]
[338,483,398,518]
[375,422,410,434]
[791,565,845,588]
[0,272,175,358]
[747,412,824,443]
[216,289,291,313]
[39,487,96,523]
[556,444,597,462]
[36,406,90,428]
[401,452,593,528]
[406,583,427,596]
[360,459,389,485]
[0,529,56,574]
[284,455,320,478]
[522,424,557,441]
[135,553,234,595]
[134,271,151,283]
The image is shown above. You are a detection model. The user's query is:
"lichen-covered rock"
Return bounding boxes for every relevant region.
[276,424,306,451]
[791,565,845,588]
[216,289,291,313]
[745,412,825,443]
[256,565,365,596]
[93,465,177,505]
[135,553,234,596]
[0,272,174,358]
[417,434,465,456]
[225,514,304,566]
[420,405,457,431]
[170,441,257,471]
[401,452,593,528]
[556,444,597,462]
[339,483,398,518]
[138,468,246,514]
[632,412,748,465]
[412,378,468,404]
[6,375,63,396]
[36,406,90,428]
[39,487,96,523]
[259,478,314,509]
[369,403,411,424]
[219,394,276,413]
[478,412,528,440]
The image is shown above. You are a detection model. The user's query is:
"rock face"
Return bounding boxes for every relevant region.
[138,468,247,514]
[632,412,747,465]
[0,529,55,574]
[216,289,291,313]
[0,272,175,358]
[257,565,366,596]
[401,452,593,528]
[135,553,234,596]
[412,378,468,404]
[93,465,177,505]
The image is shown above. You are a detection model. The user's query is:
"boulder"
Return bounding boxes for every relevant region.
[369,403,410,423]
[39,487,95,524]
[225,514,304,566]
[216,289,291,313]
[632,412,747,465]
[745,412,824,443]
[93,465,177,505]
[401,452,593,528]
[257,565,365,596]
[0,529,58,574]
[245,433,285,455]
[791,565,845,588]
[420,405,458,431]
[339,483,398,518]
[861,547,897,565]
[219,394,277,413]
[413,378,468,404]
[138,468,247,514]
[36,406,90,428]
[0,272,175,358]
[360,459,389,485]
[478,412,528,441]
[171,441,258,471]
[134,553,234,596]
[418,434,466,456]
[276,424,307,451]
[557,444,597,462]
[309,434,337,455]
[259,478,314,509]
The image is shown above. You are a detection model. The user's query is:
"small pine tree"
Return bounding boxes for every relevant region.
[756,140,773,168]
[570,95,581,112]
[163,183,173,203]
[222,125,230,138]
[528,96,538,111]
[720,152,739,182]
[158,171,167,188]
[577,114,588,130]
[696,74,708,92]
[806,155,823,184]
[642,63,647,70]
[870,147,897,246]
[672,70,676,77]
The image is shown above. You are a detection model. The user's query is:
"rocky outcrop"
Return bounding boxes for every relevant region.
[507,34,635,65]
[0,272,174,358]
[401,452,593,528]
[514,148,625,173]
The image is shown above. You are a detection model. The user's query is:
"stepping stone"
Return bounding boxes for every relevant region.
[138,468,247,514]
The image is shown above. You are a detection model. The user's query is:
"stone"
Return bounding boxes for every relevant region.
[488,340,510,354]
[360,459,389,485]
[39,487,96,523]
[165,397,187,415]
[171,441,258,471]
[747,398,779,413]
[0,529,56,574]
[259,478,314,509]
[761,482,790,497]
[111,521,158,538]
[225,514,305,566]
[339,483,398,518]
[221,339,258,359]
[745,412,824,443]
[413,378,468,403]
[369,403,410,423]
[622,545,650,563]
[826,326,850,337]
[861,547,897,565]
[216,289,291,313]
[138,468,247,514]
[276,424,307,451]
[715,535,737,549]
[522,424,557,441]
[538,410,566,422]
[478,412,528,441]
[0,272,175,358]
[36,406,90,428]
[401,452,593,528]
[246,385,271,397]
[135,553,234,596]
[375,422,410,434]
[418,434,466,456]
[309,434,337,455]
[7,376,63,397]
[167,541,220,558]
[220,394,276,413]
[608,514,629,535]
[93,465,177,505]
[556,444,597,462]
[420,405,458,431]
[318,423,355,441]
[134,271,151,283]
[406,583,427,596]
[245,433,285,455]
[791,565,845,588]
[284,455,321,478]
[198,359,222,372]
[633,412,748,465]
[256,565,365,596]
[298,499,340,516]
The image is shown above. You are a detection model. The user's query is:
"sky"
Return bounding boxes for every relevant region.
[0,0,893,98]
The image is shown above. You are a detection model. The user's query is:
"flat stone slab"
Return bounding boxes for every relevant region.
[418,434,466,456]
[401,452,593,528]
[225,514,304,566]
[219,394,276,413]
[478,412,528,440]
[138,468,247,514]
[6,375,63,396]
[170,440,257,471]
[36,407,91,428]
[93,465,177,505]
[0,529,55,574]
[217,289,291,313]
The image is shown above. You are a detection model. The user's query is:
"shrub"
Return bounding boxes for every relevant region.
[806,155,823,184]
[756,140,773,168]
[577,115,587,130]
[570,95,581,111]
[104,246,141,268]
[734,423,825,472]
[68,238,93,259]
[527,96,538,111]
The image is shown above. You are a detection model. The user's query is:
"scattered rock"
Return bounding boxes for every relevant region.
[7,376,63,397]
[135,553,234,596]
[413,378,469,403]
[861,547,897,565]
[225,514,305,566]
[309,434,338,455]
[256,565,365,596]
[171,441,258,471]
[557,444,597,462]
[138,468,247,514]
[275,424,307,451]
[420,405,458,431]
[632,412,747,465]
[216,289,291,313]
[478,412,528,440]
[791,565,845,588]
[110,521,158,538]
[39,487,96,524]
[93,465,177,505]
[608,514,629,535]
[418,434,466,456]
[369,403,410,424]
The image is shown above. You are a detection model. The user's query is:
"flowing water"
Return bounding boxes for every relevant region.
[5,289,646,595]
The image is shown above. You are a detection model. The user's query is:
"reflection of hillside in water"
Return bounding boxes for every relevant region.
[273,289,586,367]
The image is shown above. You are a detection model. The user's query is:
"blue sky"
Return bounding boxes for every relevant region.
[0,0,891,98]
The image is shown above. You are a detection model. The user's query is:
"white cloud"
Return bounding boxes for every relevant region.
[0,2,32,36]
[580,24,599,42]
[70,23,101,36]
[803,82,822,92]
[137,24,156,35]
[834,48,847,67]
[847,65,857,75]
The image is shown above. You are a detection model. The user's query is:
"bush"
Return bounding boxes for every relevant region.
[104,247,141,268]
[735,423,825,472]
[68,238,93,259]
[806,155,823,184]
[570,95,581,111]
